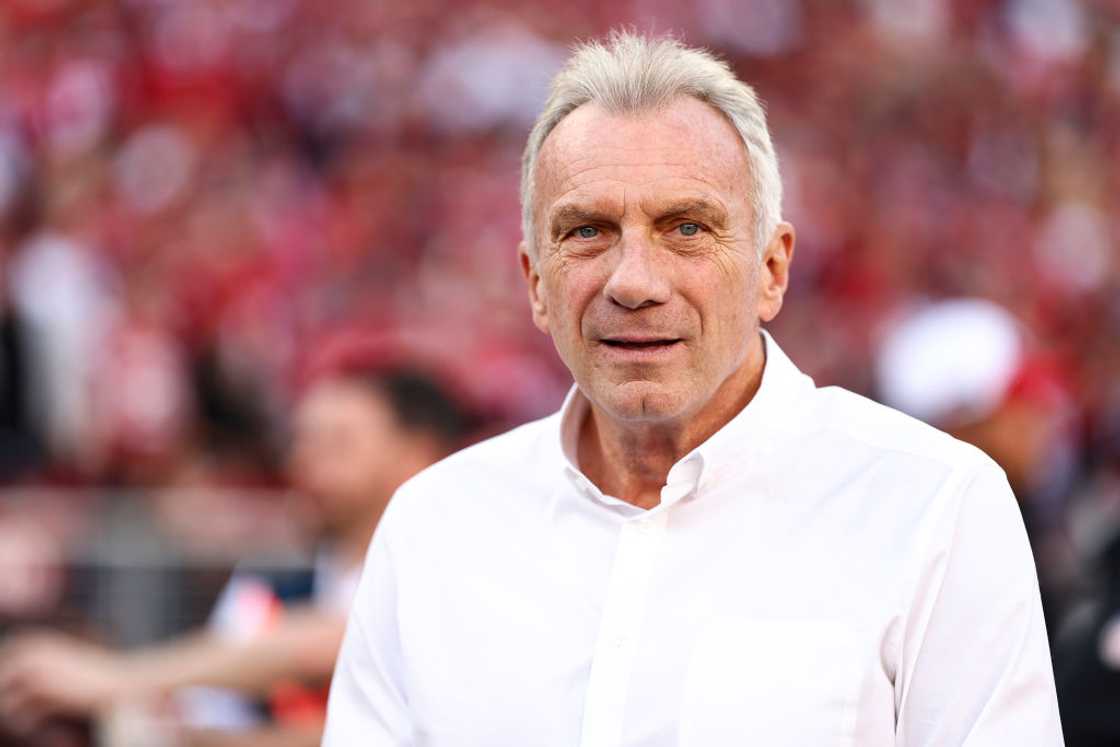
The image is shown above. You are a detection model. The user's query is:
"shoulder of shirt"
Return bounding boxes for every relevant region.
[806,383,1001,477]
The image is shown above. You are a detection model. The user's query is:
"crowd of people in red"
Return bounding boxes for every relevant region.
[0,0,1118,741]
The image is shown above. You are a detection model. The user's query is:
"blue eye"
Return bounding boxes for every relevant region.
[575,226,599,239]
[678,223,701,236]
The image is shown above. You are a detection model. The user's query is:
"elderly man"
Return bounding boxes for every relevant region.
[323,33,1063,746]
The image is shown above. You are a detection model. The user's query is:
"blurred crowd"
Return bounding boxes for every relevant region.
[0,0,1118,743]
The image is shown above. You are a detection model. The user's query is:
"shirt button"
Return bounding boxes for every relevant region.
[635,519,656,534]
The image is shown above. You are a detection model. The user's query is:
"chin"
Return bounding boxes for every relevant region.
[594,379,689,422]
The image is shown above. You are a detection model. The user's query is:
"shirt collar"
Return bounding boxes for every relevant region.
[557,330,815,510]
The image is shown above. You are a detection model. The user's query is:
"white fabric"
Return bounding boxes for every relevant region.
[324,331,1063,747]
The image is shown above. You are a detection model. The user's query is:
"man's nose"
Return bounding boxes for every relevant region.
[603,238,671,310]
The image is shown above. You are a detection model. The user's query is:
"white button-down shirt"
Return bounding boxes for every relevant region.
[323,332,1063,746]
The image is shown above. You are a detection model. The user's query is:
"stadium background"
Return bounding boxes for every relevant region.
[0,0,1117,744]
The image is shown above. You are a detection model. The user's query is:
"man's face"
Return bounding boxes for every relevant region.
[288,380,401,535]
[522,96,792,424]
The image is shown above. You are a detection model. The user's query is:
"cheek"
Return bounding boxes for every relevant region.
[543,265,602,332]
[691,272,757,347]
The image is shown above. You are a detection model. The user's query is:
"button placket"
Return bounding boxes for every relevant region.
[579,513,668,747]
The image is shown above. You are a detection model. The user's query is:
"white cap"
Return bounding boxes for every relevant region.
[876,299,1023,426]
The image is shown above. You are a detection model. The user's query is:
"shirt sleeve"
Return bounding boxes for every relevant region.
[895,457,1064,746]
[322,504,413,746]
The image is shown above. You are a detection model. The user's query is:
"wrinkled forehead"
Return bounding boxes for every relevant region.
[532,97,753,227]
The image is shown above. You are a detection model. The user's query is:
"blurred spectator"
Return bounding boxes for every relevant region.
[8,229,118,474]
[1056,526,1120,747]
[0,363,473,746]
[876,299,1079,628]
[874,298,1120,746]
[0,289,42,482]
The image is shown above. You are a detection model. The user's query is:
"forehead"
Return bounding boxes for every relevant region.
[534,96,752,220]
[295,380,389,429]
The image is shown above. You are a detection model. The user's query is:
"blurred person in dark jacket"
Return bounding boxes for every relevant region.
[1055,517,1120,747]
[0,363,471,747]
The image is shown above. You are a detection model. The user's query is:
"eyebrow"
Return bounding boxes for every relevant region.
[653,199,729,228]
[547,204,618,238]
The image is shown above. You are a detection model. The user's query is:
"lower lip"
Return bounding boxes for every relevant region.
[598,340,683,359]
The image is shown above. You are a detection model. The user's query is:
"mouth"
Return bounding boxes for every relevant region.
[599,337,684,353]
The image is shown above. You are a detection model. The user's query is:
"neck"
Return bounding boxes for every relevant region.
[329,501,386,568]
[328,446,443,567]
[578,334,766,509]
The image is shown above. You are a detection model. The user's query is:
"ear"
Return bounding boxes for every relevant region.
[519,242,549,334]
[757,221,795,323]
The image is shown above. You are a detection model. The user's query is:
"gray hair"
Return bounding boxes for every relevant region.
[520,31,782,258]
